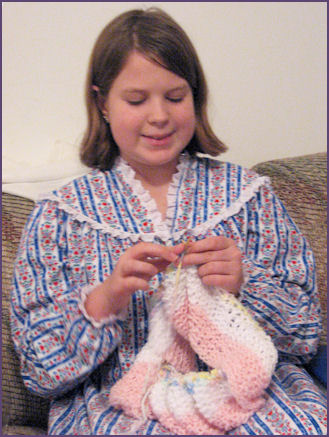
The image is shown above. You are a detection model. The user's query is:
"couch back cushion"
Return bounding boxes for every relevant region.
[2,193,50,430]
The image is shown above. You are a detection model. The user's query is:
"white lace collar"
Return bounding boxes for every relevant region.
[39,154,269,243]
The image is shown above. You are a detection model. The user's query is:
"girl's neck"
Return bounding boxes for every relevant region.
[125,157,179,188]
[122,157,180,219]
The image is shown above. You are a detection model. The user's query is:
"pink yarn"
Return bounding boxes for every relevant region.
[109,361,158,419]
[187,303,271,408]
[163,332,197,373]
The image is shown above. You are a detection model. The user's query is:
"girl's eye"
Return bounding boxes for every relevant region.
[126,96,184,105]
[127,100,144,106]
[167,97,183,103]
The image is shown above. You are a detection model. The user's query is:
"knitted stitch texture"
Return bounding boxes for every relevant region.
[109,264,278,434]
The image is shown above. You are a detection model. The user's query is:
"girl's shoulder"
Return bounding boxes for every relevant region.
[195,155,268,190]
[36,168,123,229]
[39,168,108,204]
[36,165,166,240]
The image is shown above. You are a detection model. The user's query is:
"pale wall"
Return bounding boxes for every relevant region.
[3,1,327,179]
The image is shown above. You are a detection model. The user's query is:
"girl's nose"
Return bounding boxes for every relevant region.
[147,100,169,126]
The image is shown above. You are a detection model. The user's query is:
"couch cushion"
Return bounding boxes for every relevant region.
[2,193,49,431]
[252,153,327,346]
[2,425,47,435]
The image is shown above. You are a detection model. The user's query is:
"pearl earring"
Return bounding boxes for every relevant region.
[102,113,109,124]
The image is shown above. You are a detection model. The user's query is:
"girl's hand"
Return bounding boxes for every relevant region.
[108,242,179,296]
[181,236,243,295]
[85,242,180,321]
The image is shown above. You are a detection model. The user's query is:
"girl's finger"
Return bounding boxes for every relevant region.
[132,242,178,264]
[148,258,173,272]
[201,274,241,295]
[197,261,240,277]
[171,243,186,255]
[186,236,232,253]
[124,276,150,293]
[121,259,158,278]
[183,243,241,267]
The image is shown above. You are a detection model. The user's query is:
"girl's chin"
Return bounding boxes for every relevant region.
[124,152,181,171]
[127,148,183,165]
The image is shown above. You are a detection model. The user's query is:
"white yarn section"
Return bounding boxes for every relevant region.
[188,374,231,420]
[136,303,176,422]
[167,380,196,419]
[148,379,171,419]
[135,302,176,365]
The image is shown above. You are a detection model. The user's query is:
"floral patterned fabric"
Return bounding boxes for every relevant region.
[10,154,326,434]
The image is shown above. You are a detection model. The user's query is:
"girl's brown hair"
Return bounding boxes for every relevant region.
[80,7,227,170]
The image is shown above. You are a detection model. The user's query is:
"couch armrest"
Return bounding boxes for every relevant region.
[2,193,49,432]
[252,153,327,386]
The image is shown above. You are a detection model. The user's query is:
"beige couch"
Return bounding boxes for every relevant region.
[2,152,327,435]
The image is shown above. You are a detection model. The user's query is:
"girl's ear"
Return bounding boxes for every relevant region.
[92,85,107,117]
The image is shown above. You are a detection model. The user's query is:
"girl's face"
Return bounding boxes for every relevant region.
[103,51,196,174]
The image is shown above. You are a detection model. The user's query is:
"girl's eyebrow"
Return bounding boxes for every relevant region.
[123,88,145,93]
[122,84,189,94]
[167,85,189,93]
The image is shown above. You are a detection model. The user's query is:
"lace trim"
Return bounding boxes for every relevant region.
[114,157,166,234]
[79,284,127,329]
[38,162,270,243]
[166,154,193,229]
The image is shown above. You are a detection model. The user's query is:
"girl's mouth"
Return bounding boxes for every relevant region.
[142,132,174,147]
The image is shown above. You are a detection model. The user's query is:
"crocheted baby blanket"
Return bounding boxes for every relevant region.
[109,260,278,435]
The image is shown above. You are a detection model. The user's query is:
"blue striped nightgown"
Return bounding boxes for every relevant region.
[11,154,327,435]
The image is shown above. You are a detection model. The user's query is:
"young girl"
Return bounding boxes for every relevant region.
[11,8,326,435]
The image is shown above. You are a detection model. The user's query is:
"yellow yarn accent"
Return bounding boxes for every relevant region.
[221,290,263,331]
[175,238,193,289]
[182,368,221,384]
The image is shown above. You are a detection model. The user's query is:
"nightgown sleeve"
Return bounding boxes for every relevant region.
[10,199,123,398]
[239,183,322,365]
